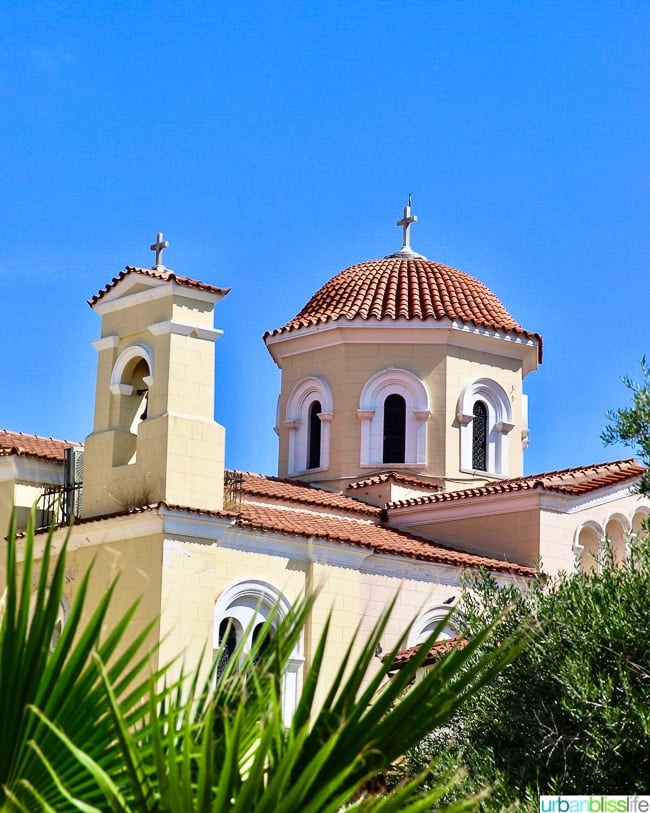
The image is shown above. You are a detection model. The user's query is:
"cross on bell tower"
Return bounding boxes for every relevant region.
[150,232,169,270]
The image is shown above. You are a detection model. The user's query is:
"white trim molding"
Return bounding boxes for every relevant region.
[407,604,458,648]
[110,344,154,392]
[91,335,120,352]
[148,320,223,342]
[358,368,430,467]
[458,378,513,476]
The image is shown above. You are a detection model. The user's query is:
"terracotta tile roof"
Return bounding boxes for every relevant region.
[0,430,79,463]
[384,637,468,670]
[264,257,542,362]
[240,472,381,517]
[88,266,230,306]
[348,471,443,492]
[232,501,535,575]
[42,492,534,575]
[388,459,645,508]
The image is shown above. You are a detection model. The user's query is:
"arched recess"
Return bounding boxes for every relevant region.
[605,513,630,565]
[213,579,303,724]
[407,605,458,648]
[109,344,154,466]
[632,507,650,536]
[284,377,333,475]
[573,520,604,573]
[358,368,430,468]
[457,378,514,476]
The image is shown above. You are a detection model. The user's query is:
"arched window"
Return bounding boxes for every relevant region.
[632,509,650,536]
[358,369,430,468]
[216,618,238,680]
[407,605,458,648]
[213,580,303,723]
[307,400,322,470]
[573,521,604,573]
[472,401,488,471]
[383,394,406,464]
[284,377,333,475]
[605,515,630,565]
[457,378,514,476]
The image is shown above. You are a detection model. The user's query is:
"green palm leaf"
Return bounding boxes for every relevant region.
[0,510,160,811]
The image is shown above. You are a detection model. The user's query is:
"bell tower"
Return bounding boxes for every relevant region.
[81,234,230,517]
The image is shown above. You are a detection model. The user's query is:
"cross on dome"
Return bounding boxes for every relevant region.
[397,195,417,251]
[150,232,169,269]
[385,196,427,260]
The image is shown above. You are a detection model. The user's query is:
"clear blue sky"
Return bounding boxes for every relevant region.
[1,1,648,477]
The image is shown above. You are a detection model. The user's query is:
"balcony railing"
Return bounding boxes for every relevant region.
[37,483,83,530]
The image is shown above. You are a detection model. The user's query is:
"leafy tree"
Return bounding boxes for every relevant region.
[398,536,650,804]
[602,357,650,495]
[0,510,522,812]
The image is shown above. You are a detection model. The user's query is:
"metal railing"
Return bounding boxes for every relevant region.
[223,470,243,513]
[37,483,83,530]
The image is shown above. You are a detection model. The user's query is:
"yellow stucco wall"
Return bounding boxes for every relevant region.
[275,331,528,489]
[83,284,225,517]
[539,492,650,577]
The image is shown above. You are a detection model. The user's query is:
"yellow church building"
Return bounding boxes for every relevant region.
[1,207,647,705]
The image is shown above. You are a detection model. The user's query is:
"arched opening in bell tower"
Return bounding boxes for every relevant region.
[109,344,153,466]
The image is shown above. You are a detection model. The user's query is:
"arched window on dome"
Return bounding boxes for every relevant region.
[308,400,322,470]
[213,580,304,723]
[472,401,488,471]
[458,378,514,477]
[284,377,333,475]
[358,369,430,468]
[383,394,406,464]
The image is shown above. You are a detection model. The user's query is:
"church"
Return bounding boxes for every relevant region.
[1,204,647,706]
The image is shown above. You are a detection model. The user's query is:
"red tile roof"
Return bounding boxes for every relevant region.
[48,477,534,575]
[388,459,645,508]
[264,257,542,362]
[88,266,230,306]
[348,471,443,492]
[230,501,534,575]
[384,637,468,670]
[240,472,380,517]
[0,430,79,464]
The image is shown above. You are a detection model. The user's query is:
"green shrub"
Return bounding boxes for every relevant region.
[1,511,521,812]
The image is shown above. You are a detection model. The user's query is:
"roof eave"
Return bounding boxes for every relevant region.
[264,316,541,372]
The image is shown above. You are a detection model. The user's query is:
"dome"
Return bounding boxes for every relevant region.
[264,256,542,360]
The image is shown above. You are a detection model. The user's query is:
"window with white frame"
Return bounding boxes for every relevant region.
[213,580,303,723]
[407,604,458,648]
[457,378,514,476]
[358,369,430,468]
[284,377,333,475]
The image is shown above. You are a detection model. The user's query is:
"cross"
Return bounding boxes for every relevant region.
[396,196,417,251]
[150,232,169,269]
